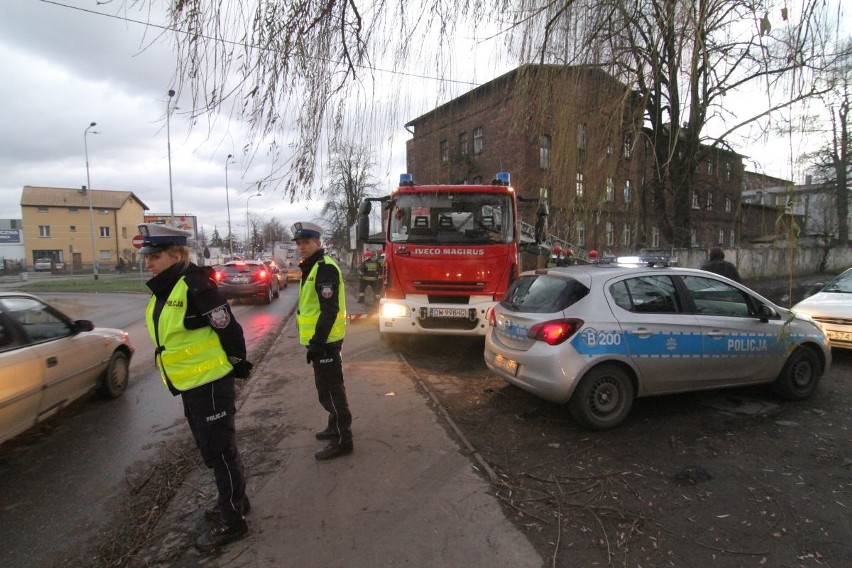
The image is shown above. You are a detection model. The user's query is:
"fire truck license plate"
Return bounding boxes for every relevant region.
[429,308,468,318]
[493,354,518,376]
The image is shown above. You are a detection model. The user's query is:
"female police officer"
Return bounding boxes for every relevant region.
[138,223,253,553]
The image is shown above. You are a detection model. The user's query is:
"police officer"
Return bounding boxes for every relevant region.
[357,249,380,304]
[139,223,253,553]
[292,222,354,460]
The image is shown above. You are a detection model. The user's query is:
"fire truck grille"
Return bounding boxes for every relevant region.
[413,281,486,293]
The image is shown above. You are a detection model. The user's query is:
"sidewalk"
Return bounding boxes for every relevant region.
[136,284,543,567]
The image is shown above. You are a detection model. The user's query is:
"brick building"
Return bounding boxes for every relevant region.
[405,64,744,254]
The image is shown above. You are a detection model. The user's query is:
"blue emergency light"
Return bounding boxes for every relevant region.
[495,172,511,185]
[399,173,414,186]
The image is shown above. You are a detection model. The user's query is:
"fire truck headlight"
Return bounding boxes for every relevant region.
[381,302,409,319]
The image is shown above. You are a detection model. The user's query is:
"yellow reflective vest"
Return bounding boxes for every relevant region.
[146,277,233,391]
[297,256,347,345]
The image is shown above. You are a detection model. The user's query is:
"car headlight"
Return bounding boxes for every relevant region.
[381,302,409,319]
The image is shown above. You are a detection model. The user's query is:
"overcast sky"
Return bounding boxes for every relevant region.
[0,0,840,241]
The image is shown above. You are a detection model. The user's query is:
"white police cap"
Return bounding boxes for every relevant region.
[138,223,192,253]
[291,221,323,241]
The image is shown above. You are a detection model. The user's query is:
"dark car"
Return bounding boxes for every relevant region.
[263,259,288,289]
[215,260,280,304]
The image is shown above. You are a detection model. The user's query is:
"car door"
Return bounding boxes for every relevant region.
[607,274,704,394]
[0,311,46,444]
[679,275,788,386]
[1,297,102,420]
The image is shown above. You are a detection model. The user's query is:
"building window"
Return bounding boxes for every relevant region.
[540,134,551,170]
[68,207,78,213]
[99,250,111,260]
[725,197,732,213]
[706,191,714,210]
[707,160,714,175]
[729,229,736,247]
[718,228,725,244]
[692,191,700,209]
[691,228,698,247]
[473,127,483,155]
[70,225,77,232]
[38,225,50,237]
[459,132,468,156]
[622,224,631,245]
[122,227,127,238]
[623,134,633,159]
[575,172,584,197]
[623,180,632,203]
[606,142,613,156]
[576,222,585,246]
[651,226,660,248]
[725,162,732,181]
[605,222,614,246]
[100,226,110,238]
[472,175,482,184]
[37,206,48,212]
[440,139,449,163]
[576,123,587,150]
[605,178,614,202]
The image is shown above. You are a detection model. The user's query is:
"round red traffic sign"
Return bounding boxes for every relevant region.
[132,234,144,249]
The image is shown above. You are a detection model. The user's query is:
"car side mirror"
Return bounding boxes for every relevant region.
[73,320,95,333]
[758,305,774,322]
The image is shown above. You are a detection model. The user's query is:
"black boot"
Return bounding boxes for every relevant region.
[195,517,248,553]
[205,495,251,521]
[315,440,354,460]
[315,427,337,440]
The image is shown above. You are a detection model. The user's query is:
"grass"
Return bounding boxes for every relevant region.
[18,274,151,294]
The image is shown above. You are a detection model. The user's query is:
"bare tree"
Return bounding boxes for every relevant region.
[320,142,380,270]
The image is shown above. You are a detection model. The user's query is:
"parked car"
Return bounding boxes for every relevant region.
[0,292,134,445]
[33,258,52,272]
[286,261,302,282]
[215,260,280,304]
[484,258,831,430]
[791,267,852,350]
[263,259,288,288]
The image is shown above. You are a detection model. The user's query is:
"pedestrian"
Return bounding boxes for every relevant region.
[138,223,253,553]
[116,257,126,274]
[357,249,381,303]
[292,221,354,460]
[701,247,742,283]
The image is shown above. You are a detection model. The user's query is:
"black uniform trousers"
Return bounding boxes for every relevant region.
[311,340,352,444]
[181,376,247,524]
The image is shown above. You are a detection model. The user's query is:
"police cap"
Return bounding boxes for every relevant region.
[138,223,192,254]
[291,222,323,241]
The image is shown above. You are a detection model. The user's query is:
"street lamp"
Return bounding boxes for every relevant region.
[246,192,262,258]
[225,154,235,260]
[84,122,99,280]
[166,89,175,225]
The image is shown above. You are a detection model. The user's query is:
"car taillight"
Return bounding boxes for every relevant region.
[486,307,496,326]
[528,319,584,346]
[214,271,224,281]
[258,269,268,279]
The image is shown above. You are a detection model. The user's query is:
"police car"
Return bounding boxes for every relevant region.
[484,258,831,430]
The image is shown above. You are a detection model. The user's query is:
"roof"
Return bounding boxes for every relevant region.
[20,186,149,211]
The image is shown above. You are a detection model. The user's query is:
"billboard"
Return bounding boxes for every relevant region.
[144,214,198,239]
[0,230,22,244]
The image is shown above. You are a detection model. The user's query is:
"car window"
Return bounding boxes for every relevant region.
[502,275,589,313]
[681,275,756,317]
[0,314,22,352]
[0,297,73,343]
[611,275,680,313]
[823,270,852,293]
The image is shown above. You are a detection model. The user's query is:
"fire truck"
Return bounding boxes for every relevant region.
[357,172,548,338]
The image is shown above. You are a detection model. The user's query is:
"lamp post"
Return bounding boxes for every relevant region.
[166,89,175,225]
[225,154,235,260]
[246,192,261,258]
[84,122,99,280]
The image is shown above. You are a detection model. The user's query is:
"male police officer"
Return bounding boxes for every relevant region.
[357,249,380,303]
[292,222,354,460]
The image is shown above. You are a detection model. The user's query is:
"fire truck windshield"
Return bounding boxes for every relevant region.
[389,193,514,245]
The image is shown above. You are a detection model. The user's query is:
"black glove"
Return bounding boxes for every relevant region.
[306,343,325,364]
[233,359,254,379]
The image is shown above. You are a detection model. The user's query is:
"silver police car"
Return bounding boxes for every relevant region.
[485,259,831,430]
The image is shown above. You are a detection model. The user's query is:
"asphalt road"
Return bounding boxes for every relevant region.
[0,286,297,568]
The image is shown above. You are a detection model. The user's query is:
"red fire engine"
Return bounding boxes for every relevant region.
[357,172,548,338]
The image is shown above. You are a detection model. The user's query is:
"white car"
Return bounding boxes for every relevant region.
[0,292,134,445]
[484,259,831,429]
[791,267,852,350]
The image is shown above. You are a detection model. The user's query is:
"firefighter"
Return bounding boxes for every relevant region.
[357,249,380,304]
[546,245,562,268]
[292,222,353,460]
[562,247,574,266]
[138,223,253,553]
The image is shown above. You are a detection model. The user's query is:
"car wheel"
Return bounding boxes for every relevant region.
[568,364,635,430]
[98,351,129,399]
[273,280,280,298]
[772,346,821,400]
[263,284,273,304]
